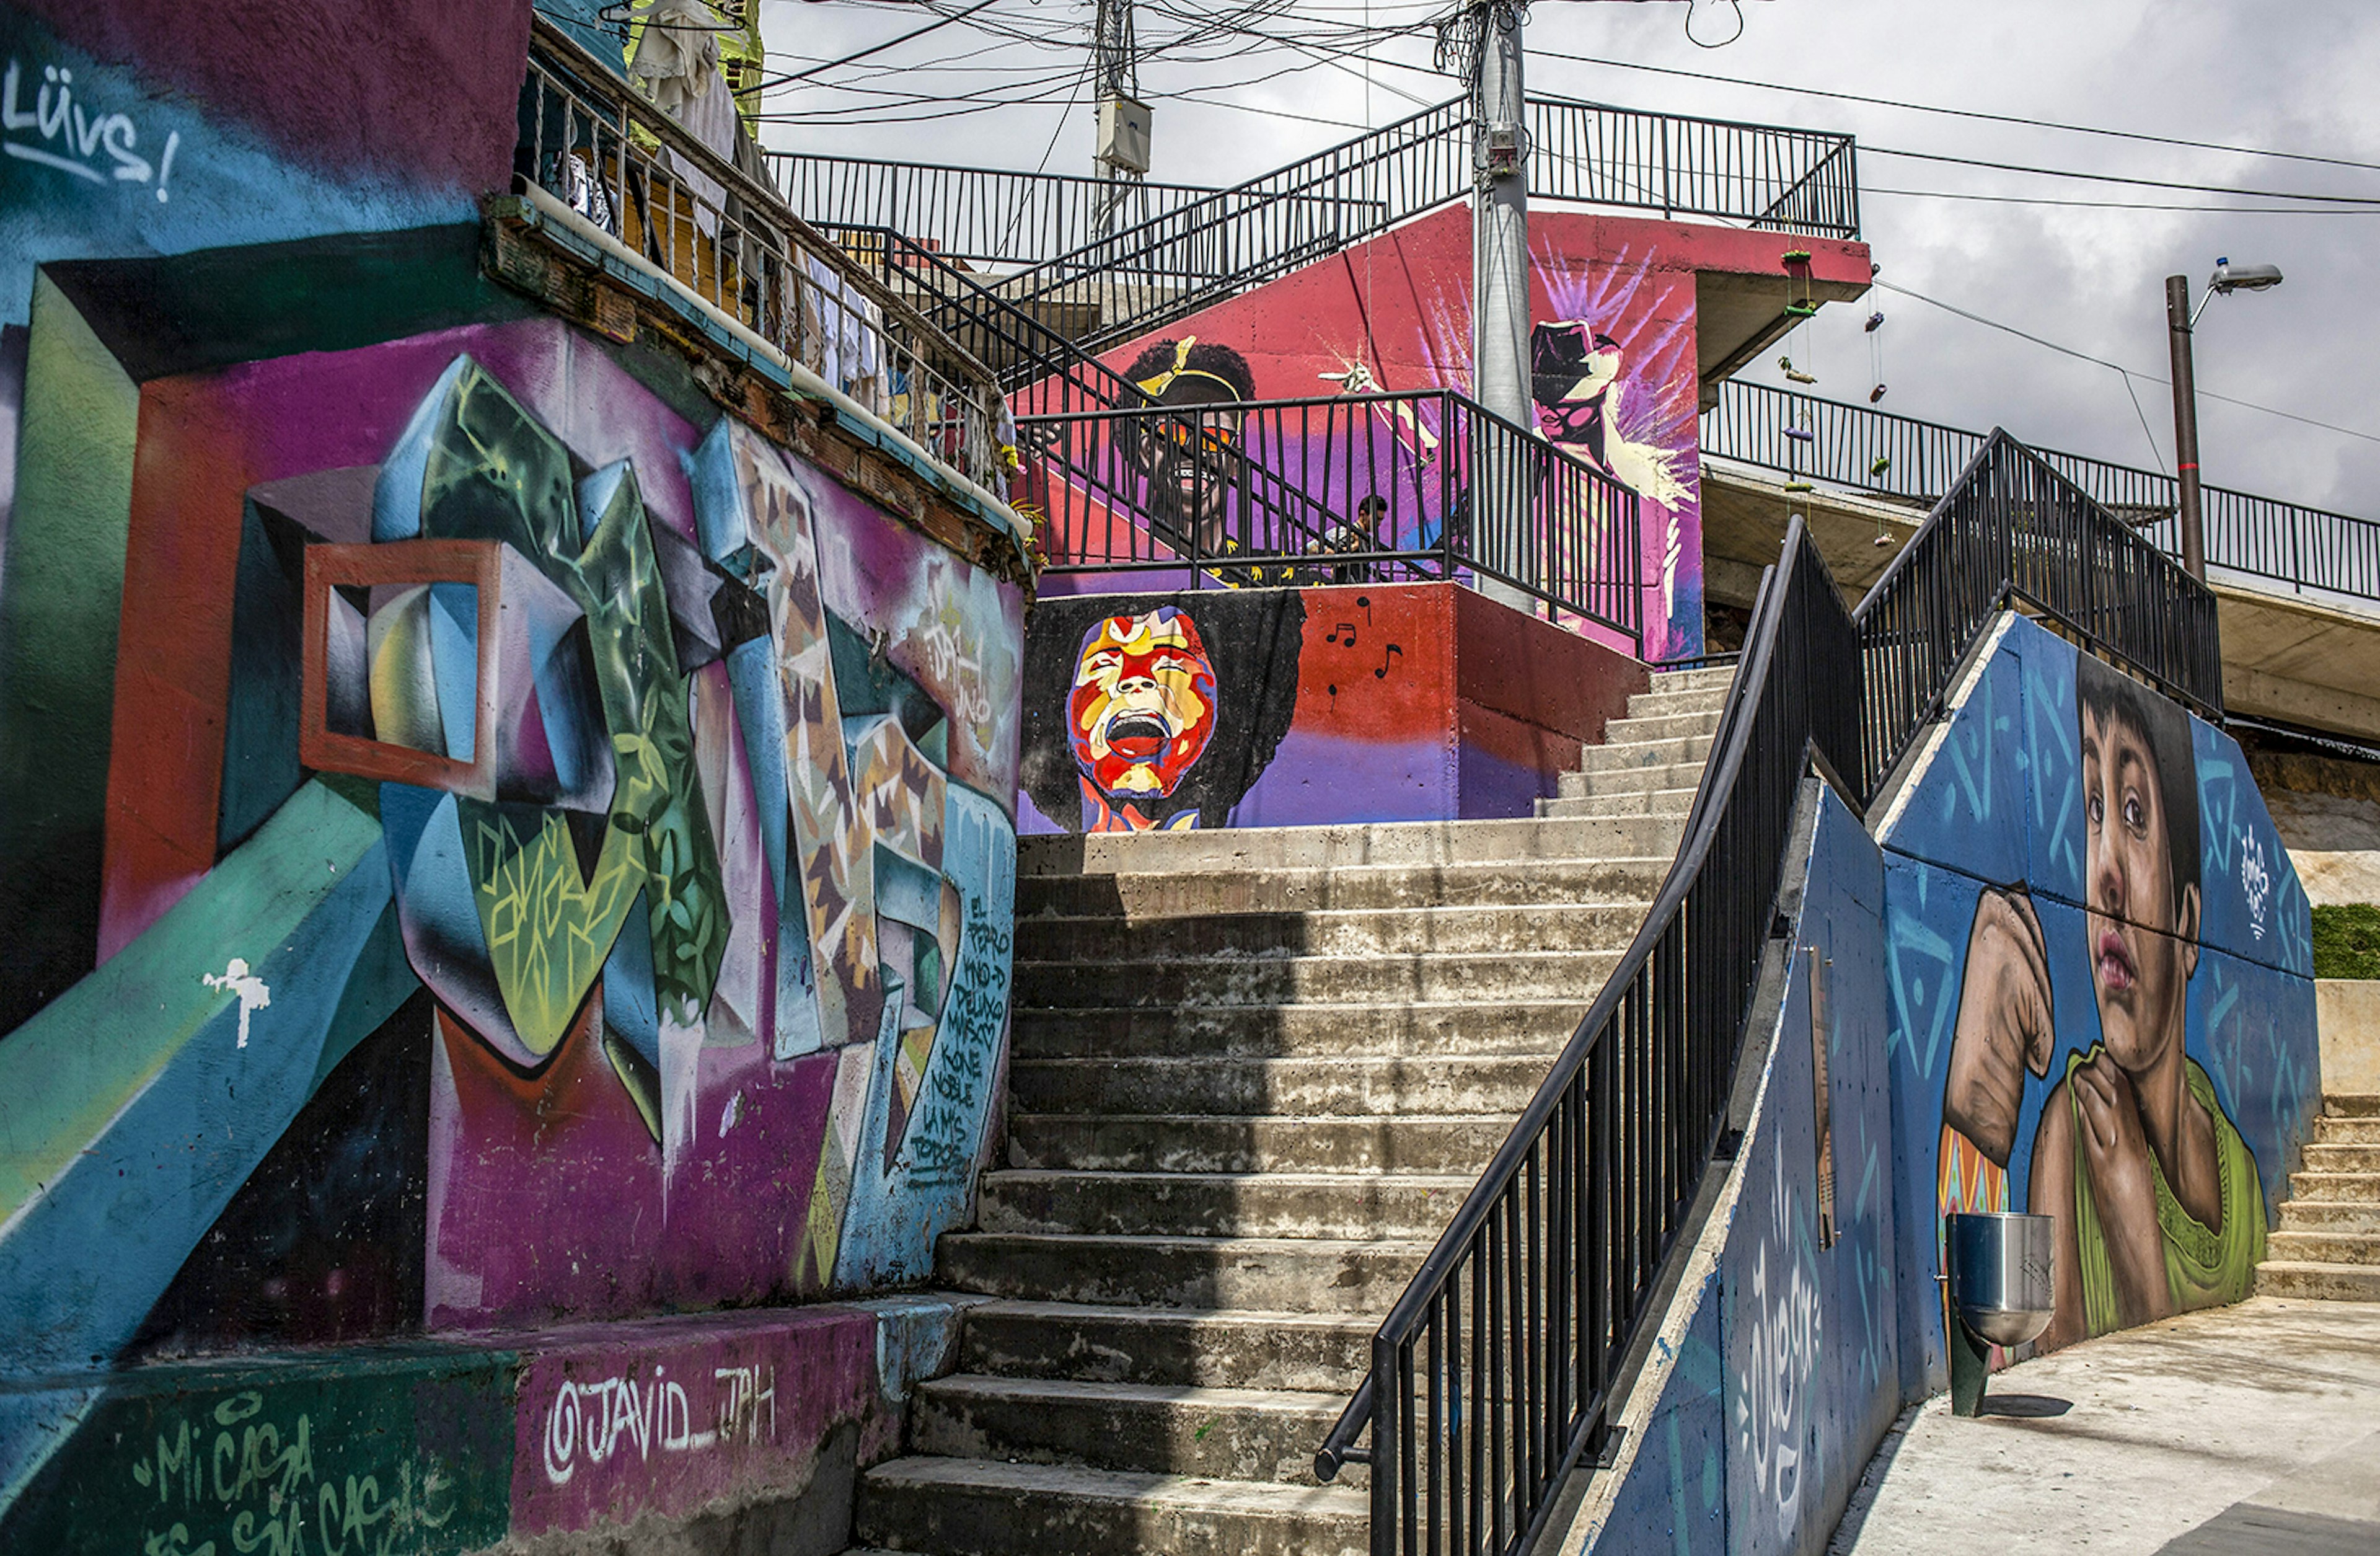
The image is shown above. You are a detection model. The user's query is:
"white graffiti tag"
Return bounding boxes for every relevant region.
[2,57,182,200]
[1734,1151,1821,1523]
[2241,831,2271,943]
[540,1364,776,1485]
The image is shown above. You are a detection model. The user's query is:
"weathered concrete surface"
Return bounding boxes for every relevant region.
[1828,1297,2380,1555]
[2320,984,2380,1094]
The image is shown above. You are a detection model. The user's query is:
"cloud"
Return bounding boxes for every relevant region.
[758,0,2380,515]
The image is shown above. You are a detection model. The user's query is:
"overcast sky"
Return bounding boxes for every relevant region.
[756,0,2380,519]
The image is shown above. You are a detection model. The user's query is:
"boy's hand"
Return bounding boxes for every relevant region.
[1943,887,2055,1165]
[2072,1050,2171,1325]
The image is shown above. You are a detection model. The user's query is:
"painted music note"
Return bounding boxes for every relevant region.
[1326,622,1358,647]
[1373,643,1404,679]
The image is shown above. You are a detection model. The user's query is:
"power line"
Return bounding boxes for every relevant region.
[1862,146,2380,206]
[1525,44,2380,177]
[1873,280,2380,446]
[1865,187,2380,215]
[766,0,1006,88]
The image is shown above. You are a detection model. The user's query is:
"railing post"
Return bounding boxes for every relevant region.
[1370,1334,1400,1556]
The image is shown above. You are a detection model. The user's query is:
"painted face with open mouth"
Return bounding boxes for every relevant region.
[2081,701,2197,1071]
[1068,608,1217,800]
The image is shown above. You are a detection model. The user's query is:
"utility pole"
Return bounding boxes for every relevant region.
[1091,0,1149,239]
[1471,0,1529,433]
[1467,0,1533,610]
[2164,273,2206,582]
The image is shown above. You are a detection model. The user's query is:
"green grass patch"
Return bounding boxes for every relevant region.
[2312,903,2380,979]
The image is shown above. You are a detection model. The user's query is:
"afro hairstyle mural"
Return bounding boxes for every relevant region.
[1021,590,1305,833]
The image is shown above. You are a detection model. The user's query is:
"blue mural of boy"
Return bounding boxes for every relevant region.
[1941,654,2262,1350]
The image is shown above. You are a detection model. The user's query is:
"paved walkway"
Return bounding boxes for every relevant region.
[1830,1297,2380,1555]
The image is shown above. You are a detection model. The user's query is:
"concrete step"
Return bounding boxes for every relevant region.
[1600,708,1724,744]
[956,1300,1373,1392]
[1556,761,1711,799]
[1019,815,1683,877]
[1537,790,1696,821]
[1010,1054,1554,1117]
[2256,1259,2380,1302]
[1627,686,1727,720]
[937,1231,1429,1312]
[2313,1115,2380,1146]
[1574,732,1714,774]
[2329,1094,2380,1118]
[2278,1199,2380,1236]
[1007,1112,1515,1174]
[1018,856,1675,918]
[2288,1170,2380,1203]
[2265,1230,2380,1266]
[1532,785,1700,820]
[1012,999,1584,1061]
[1649,665,1737,695]
[1013,901,1650,961]
[1013,949,1621,1009]
[977,1169,1473,1241]
[910,1375,1354,1487]
[2303,1144,2380,1174]
[855,1457,1368,1556]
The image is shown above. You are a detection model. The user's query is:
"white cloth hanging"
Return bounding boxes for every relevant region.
[630,0,737,237]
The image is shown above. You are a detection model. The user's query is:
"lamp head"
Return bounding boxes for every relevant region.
[2210,258,2284,294]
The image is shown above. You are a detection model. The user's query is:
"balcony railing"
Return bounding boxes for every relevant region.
[1703,380,2380,609]
[517,20,1007,492]
[1018,391,1644,652]
[769,95,1856,375]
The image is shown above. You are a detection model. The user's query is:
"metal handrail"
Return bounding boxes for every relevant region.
[1018,389,1644,650]
[972,94,1856,360]
[1702,380,2380,608]
[1315,428,2221,1556]
[519,19,1007,490]
[1315,516,1862,1554]
[1857,430,2223,780]
[767,94,1858,288]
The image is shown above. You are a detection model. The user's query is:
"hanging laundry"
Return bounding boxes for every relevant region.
[630,0,738,236]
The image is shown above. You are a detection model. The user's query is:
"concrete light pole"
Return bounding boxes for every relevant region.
[2164,275,2206,582]
[2165,258,2283,584]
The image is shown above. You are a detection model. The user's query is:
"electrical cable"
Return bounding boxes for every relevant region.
[1524,45,2380,177]
[1683,0,1745,50]
[1874,279,2380,447]
[1861,146,2380,206]
[760,0,1005,89]
[1864,187,2380,214]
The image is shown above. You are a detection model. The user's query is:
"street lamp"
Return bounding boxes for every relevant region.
[2166,257,2284,581]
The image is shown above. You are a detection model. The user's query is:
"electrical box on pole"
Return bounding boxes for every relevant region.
[1096,94,1153,175]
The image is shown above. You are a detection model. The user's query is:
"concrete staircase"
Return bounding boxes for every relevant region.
[847,665,1732,1556]
[2260,1094,2380,1302]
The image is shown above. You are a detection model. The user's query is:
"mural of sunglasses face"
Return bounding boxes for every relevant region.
[1148,419,1236,451]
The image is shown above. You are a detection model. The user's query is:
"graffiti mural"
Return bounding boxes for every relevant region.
[1018,581,1645,834]
[1062,204,1709,661]
[1880,616,2319,1387]
[0,20,1026,1541]
[1564,785,1900,1556]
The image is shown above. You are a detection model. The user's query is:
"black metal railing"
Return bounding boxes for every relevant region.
[971,95,1856,361]
[1315,428,2219,1556]
[1020,392,1644,647]
[1703,381,2380,608]
[1313,517,1862,1552]
[770,94,1856,291]
[516,20,1005,490]
[1858,431,2224,781]
[768,155,1349,273]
